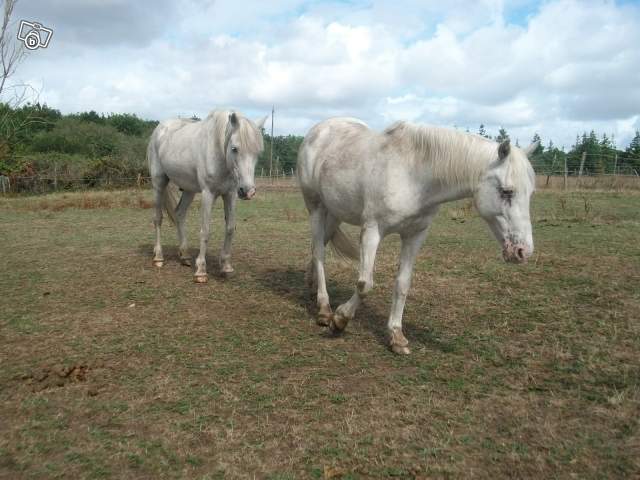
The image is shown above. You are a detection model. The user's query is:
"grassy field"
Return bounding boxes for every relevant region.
[1,187,639,479]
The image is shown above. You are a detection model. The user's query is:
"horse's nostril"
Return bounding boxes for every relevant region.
[516,247,525,260]
[238,188,245,197]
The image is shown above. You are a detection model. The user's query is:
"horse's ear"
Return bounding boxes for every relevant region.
[255,115,268,130]
[524,140,540,157]
[498,139,511,161]
[229,112,239,129]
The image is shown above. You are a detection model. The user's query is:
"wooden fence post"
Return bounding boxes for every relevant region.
[578,151,586,178]
[53,163,58,191]
[564,156,568,190]
[546,154,556,187]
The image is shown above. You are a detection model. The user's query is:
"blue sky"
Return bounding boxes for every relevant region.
[9,0,640,149]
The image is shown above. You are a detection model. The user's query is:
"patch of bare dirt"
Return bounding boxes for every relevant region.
[20,362,110,396]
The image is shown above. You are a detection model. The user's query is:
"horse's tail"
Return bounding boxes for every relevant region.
[162,184,179,225]
[330,226,359,262]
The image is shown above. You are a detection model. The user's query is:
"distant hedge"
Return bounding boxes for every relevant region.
[0,103,157,179]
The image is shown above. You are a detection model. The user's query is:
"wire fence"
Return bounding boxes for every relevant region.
[1,156,639,195]
[0,171,301,195]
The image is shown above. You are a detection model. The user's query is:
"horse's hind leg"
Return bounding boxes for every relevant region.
[175,191,195,266]
[152,176,169,267]
[309,206,335,326]
[305,213,339,296]
[330,222,381,333]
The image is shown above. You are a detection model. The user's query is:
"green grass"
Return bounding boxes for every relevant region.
[0,188,639,479]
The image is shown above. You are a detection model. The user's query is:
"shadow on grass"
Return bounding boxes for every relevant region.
[254,265,451,353]
[137,243,225,277]
[402,323,461,354]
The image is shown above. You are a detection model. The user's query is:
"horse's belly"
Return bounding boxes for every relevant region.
[318,176,364,225]
[162,164,200,192]
[322,193,363,225]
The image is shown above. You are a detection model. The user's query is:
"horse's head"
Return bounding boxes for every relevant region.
[225,112,267,200]
[473,139,538,264]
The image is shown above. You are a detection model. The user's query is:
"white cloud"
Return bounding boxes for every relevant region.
[10,0,640,147]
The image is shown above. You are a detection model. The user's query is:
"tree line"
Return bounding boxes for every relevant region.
[0,103,304,183]
[476,124,640,176]
[1,104,638,186]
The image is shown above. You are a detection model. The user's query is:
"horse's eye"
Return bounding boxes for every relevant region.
[231,146,238,153]
[499,187,514,200]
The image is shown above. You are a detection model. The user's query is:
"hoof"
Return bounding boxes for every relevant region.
[317,304,332,326]
[153,260,164,268]
[180,258,192,267]
[316,313,331,327]
[388,328,411,355]
[220,269,235,279]
[194,274,208,284]
[391,344,411,355]
[330,311,349,333]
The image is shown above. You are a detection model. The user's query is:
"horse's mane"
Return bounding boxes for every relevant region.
[208,110,264,155]
[383,121,534,191]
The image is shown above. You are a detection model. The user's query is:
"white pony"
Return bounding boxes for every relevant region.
[148,110,266,282]
[298,118,538,354]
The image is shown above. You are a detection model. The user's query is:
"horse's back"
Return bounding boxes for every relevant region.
[152,118,200,148]
[298,117,375,222]
[148,118,205,190]
[298,117,372,181]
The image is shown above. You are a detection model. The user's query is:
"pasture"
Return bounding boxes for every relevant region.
[1,186,639,479]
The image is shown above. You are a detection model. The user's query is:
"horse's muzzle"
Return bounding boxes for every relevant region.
[238,186,256,200]
[502,241,531,264]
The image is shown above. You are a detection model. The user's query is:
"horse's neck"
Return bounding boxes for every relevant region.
[424,178,475,207]
[410,131,492,206]
[203,122,231,179]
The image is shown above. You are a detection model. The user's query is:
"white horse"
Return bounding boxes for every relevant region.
[147,110,266,282]
[298,118,538,354]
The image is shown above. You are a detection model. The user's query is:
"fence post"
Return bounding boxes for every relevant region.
[0,175,7,195]
[546,154,556,187]
[613,153,618,177]
[53,163,58,191]
[564,156,568,190]
[578,151,586,178]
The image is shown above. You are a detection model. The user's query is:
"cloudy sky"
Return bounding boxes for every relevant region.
[10,0,640,149]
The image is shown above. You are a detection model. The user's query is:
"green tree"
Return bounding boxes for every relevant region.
[258,133,304,175]
[478,124,489,138]
[495,127,509,143]
[530,132,544,156]
[107,113,146,136]
[77,110,105,124]
[625,130,640,173]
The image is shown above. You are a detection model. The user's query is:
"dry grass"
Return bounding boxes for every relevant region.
[0,189,639,479]
[0,189,154,212]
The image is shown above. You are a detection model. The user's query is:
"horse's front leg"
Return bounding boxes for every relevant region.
[194,189,216,283]
[176,191,195,266]
[219,192,237,277]
[387,227,430,355]
[330,222,381,333]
